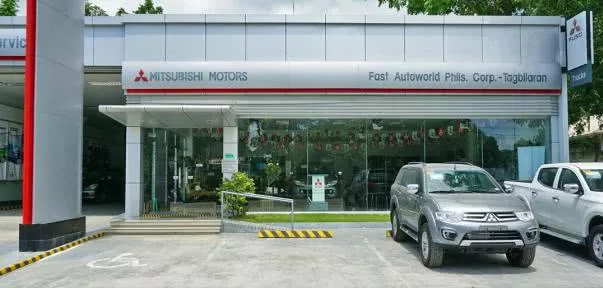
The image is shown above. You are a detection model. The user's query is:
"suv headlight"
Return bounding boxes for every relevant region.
[435,211,463,223]
[515,211,534,222]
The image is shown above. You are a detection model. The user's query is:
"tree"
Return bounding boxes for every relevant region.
[134,0,164,14]
[0,0,18,16]
[377,0,602,134]
[85,0,108,16]
[116,8,128,16]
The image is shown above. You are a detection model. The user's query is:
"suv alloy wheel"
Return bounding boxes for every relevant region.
[418,223,444,267]
[391,209,408,242]
[588,224,603,267]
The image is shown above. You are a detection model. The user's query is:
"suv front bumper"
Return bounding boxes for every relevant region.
[431,219,539,252]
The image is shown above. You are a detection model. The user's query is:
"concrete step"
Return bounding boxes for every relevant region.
[111,220,221,227]
[108,228,221,235]
[108,219,222,235]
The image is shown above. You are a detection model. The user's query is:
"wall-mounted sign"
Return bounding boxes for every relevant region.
[0,29,25,58]
[311,175,325,202]
[122,62,561,95]
[566,11,595,88]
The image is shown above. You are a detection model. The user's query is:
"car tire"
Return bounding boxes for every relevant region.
[419,223,444,268]
[587,224,603,267]
[506,246,536,267]
[391,210,409,242]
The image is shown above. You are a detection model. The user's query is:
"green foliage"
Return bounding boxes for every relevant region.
[0,0,18,16]
[85,1,108,16]
[377,0,525,15]
[134,0,164,14]
[116,7,128,16]
[377,0,602,134]
[264,162,282,186]
[217,172,256,216]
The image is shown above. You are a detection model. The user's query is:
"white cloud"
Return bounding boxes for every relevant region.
[17,0,405,16]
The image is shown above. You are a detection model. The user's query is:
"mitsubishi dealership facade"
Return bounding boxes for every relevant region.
[0,13,568,219]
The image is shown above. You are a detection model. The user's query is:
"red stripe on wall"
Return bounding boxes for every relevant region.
[23,0,36,225]
[0,56,26,61]
[126,88,562,95]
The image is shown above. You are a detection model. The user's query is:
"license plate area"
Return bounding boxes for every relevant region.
[478,225,508,231]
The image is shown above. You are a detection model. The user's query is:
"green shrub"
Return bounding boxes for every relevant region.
[264,162,282,187]
[217,172,256,216]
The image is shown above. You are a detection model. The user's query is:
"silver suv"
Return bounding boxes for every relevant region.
[390,162,539,268]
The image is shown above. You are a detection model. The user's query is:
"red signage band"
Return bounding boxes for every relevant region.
[126,88,562,95]
[0,56,26,61]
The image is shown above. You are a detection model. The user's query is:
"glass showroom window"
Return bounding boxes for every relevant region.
[235,117,550,212]
[142,128,223,217]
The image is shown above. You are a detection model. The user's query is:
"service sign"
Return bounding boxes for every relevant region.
[0,28,25,57]
[122,62,561,95]
[566,11,595,88]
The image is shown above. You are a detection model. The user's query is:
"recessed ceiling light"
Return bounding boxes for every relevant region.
[0,81,24,86]
[88,81,122,86]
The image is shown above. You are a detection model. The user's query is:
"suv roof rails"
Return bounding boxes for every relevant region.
[407,162,424,165]
[444,161,475,166]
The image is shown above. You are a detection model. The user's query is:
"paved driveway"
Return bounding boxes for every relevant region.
[0,203,123,268]
[1,229,601,288]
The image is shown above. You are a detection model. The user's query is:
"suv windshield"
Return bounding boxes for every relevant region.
[581,169,603,192]
[425,168,502,194]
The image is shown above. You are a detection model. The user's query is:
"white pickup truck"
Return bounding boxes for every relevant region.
[504,163,603,267]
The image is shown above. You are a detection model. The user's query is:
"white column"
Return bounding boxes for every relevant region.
[559,73,570,162]
[31,0,85,224]
[550,116,560,163]
[223,126,238,179]
[125,126,143,218]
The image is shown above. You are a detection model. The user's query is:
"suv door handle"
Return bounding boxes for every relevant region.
[552,196,559,202]
[531,191,538,196]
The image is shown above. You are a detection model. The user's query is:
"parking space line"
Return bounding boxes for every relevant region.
[363,237,392,267]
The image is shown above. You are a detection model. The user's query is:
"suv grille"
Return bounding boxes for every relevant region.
[463,212,518,222]
[463,230,522,241]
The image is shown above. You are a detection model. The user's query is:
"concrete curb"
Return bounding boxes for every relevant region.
[0,232,106,277]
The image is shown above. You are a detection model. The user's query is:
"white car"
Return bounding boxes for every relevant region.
[505,163,603,267]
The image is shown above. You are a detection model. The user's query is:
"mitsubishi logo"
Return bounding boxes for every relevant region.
[486,213,498,222]
[314,179,323,188]
[134,69,148,82]
[570,18,581,36]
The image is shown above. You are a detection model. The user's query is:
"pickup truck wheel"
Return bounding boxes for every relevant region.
[587,224,603,267]
[419,223,444,268]
[391,210,409,242]
[506,246,536,267]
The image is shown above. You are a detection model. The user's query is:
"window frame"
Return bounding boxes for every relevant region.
[537,167,559,188]
[556,168,583,193]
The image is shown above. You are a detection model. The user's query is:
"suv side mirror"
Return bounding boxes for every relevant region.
[407,184,419,194]
[563,183,581,194]
[504,184,514,193]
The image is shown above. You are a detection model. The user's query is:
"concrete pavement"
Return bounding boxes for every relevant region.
[0,203,123,268]
[1,229,601,288]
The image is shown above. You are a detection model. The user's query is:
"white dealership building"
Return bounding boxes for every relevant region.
[0,1,570,249]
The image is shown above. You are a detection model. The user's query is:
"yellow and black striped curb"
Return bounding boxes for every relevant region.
[0,205,22,211]
[0,232,106,277]
[258,230,334,238]
[386,230,392,237]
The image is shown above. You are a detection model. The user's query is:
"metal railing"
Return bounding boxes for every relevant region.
[221,191,295,230]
